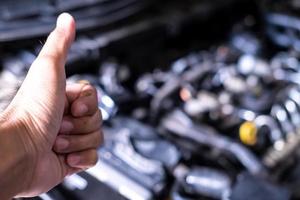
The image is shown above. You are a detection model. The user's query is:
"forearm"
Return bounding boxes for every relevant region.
[0,121,29,200]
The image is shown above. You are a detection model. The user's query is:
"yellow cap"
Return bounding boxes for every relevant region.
[239,121,258,146]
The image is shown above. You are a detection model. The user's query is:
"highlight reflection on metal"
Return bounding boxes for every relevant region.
[84,117,181,199]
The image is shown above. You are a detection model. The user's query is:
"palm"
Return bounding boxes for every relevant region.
[16,95,68,195]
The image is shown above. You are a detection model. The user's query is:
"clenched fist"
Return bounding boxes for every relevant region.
[0,13,102,199]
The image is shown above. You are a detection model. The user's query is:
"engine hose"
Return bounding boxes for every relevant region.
[162,110,267,176]
[254,115,283,143]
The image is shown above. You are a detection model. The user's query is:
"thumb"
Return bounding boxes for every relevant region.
[7,13,76,137]
[23,13,75,97]
[13,13,75,113]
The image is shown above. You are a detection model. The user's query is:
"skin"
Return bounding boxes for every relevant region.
[0,13,102,199]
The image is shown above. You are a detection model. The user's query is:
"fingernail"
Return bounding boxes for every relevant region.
[56,137,69,150]
[76,103,88,116]
[56,13,73,29]
[60,120,73,133]
[68,155,81,166]
[81,90,93,97]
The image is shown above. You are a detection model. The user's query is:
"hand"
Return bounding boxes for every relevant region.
[53,82,102,173]
[0,13,102,198]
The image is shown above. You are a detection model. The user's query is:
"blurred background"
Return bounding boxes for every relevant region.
[2,0,300,199]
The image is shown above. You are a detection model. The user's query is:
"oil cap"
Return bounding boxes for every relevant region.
[239,121,258,146]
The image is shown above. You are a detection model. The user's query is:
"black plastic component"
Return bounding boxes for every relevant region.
[230,172,291,200]
[0,0,150,42]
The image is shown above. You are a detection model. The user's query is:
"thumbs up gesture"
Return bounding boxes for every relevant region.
[0,13,102,198]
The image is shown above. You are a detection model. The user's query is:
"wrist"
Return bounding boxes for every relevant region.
[0,114,33,199]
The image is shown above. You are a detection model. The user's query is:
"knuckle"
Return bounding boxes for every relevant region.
[53,28,69,46]
[91,151,98,166]
[54,28,65,39]
[95,110,102,127]
[94,130,103,147]
[100,130,104,146]
[90,86,98,102]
